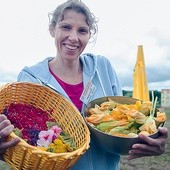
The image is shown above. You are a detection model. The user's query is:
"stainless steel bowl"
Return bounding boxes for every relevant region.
[84,96,161,155]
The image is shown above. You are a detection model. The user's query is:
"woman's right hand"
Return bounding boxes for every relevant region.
[0,114,20,156]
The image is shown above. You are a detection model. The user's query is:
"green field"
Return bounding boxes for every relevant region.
[166,108,170,118]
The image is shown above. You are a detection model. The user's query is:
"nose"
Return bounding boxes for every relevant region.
[68,30,78,42]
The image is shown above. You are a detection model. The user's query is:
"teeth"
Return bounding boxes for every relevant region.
[65,44,77,50]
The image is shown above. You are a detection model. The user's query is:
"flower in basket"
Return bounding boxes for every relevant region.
[2,103,77,153]
[37,125,62,147]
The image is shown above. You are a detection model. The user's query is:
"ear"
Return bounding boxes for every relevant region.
[49,25,55,38]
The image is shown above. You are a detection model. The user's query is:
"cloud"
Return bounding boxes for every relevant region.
[147,66,170,82]
[0,69,17,83]
[0,0,170,91]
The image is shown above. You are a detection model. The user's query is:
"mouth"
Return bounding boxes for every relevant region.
[64,43,79,51]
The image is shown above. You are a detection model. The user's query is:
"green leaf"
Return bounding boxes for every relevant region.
[59,132,77,151]
[46,121,60,129]
[13,128,23,138]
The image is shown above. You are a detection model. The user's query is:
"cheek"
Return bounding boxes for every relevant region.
[54,34,61,47]
[82,37,90,47]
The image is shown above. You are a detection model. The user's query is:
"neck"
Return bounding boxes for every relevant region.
[49,57,83,85]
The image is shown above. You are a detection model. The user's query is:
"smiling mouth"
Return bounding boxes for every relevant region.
[65,44,79,50]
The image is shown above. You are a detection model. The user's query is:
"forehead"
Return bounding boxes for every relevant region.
[60,9,89,27]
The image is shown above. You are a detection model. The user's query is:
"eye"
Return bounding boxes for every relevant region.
[60,25,71,31]
[79,28,89,34]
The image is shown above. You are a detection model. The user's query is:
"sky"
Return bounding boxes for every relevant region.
[0,0,170,91]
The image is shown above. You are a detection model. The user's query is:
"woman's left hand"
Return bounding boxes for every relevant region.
[128,127,168,160]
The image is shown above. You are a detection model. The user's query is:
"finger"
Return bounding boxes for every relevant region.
[131,142,163,156]
[158,127,168,139]
[127,154,145,160]
[137,134,158,146]
[128,148,156,160]
[136,133,167,152]
[129,147,159,156]
[0,115,7,122]
[0,119,11,131]
[0,138,20,154]
[0,124,14,138]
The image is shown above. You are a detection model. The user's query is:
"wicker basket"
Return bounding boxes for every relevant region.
[0,82,90,170]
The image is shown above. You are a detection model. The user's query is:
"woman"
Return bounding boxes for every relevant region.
[0,0,168,169]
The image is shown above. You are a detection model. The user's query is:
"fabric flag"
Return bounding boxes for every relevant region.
[132,45,150,101]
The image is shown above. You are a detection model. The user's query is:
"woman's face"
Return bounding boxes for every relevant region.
[51,9,90,62]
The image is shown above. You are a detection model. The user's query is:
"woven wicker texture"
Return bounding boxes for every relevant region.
[0,82,90,170]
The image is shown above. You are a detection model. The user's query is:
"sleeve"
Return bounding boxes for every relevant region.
[17,69,41,84]
[107,60,123,96]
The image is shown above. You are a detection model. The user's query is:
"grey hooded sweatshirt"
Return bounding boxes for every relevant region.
[17,53,122,170]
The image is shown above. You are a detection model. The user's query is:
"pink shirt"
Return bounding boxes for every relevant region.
[49,68,83,111]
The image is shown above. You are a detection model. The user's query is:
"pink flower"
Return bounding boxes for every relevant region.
[37,130,54,147]
[37,125,63,147]
[50,125,62,139]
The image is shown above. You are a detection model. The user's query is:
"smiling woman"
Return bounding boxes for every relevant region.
[0,0,169,170]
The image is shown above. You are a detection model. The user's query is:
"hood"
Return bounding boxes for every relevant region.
[80,53,97,77]
[22,54,98,82]
[19,54,107,97]
[80,53,107,97]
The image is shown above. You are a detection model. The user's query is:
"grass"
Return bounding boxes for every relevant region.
[0,161,11,170]
[165,108,170,117]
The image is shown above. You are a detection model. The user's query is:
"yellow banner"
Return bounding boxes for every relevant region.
[132,45,150,101]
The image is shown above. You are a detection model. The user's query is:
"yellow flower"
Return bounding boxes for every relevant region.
[49,143,56,147]
[47,139,68,153]
[53,139,63,145]
[38,147,47,151]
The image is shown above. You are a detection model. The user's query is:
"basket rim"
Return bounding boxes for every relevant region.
[10,132,90,159]
[1,81,82,113]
